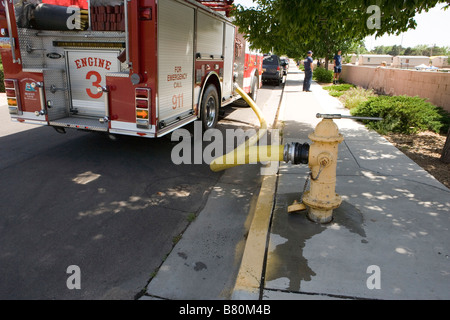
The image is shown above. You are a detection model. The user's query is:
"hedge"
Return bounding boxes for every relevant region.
[313,67,333,83]
[351,95,450,134]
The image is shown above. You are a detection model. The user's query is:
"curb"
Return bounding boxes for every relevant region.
[231,76,289,300]
[231,173,278,300]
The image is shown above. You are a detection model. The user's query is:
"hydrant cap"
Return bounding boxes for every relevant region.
[309,119,344,143]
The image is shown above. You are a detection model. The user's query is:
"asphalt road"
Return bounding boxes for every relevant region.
[0,82,283,300]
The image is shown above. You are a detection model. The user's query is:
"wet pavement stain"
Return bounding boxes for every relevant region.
[178,252,188,260]
[264,193,366,292]
[194,262,207,271]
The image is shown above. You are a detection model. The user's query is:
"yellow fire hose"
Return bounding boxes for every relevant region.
[209,85,284,172]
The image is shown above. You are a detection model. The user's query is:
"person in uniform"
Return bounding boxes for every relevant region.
[303,50,314,92]
[333,50,342,84]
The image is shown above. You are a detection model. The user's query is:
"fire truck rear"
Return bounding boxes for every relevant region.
[0,0,262,138]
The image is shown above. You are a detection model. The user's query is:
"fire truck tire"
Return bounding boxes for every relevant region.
[200,84,220,130]
[250,77,258,102]
[234,76,258,107]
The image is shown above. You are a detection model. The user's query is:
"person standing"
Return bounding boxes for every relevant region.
[333,50,342,84]
[303,50,314,92]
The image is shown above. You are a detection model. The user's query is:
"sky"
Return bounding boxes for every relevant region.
[233,0,450,50]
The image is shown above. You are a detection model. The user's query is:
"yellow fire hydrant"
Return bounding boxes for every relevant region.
[300,118,344,223]
[211,86,379,224]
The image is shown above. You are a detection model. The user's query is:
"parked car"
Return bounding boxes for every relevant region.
[280,58,289,75]
[262,55,283,85]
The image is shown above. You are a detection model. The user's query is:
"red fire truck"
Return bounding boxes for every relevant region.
[0,0,262,137]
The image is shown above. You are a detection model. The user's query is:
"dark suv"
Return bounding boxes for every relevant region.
[262,55,283,85]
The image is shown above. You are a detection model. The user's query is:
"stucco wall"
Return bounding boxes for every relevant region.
[341,65,450,112]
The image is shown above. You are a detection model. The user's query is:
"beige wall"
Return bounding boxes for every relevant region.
[341,65,450,112]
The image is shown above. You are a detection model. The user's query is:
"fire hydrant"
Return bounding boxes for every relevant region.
[210,85,382,224]
[300,118,344,223]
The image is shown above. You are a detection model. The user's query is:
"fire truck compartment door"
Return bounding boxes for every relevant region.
[222,23,235,99]
[66,50,120,117]
[158,0,194,122]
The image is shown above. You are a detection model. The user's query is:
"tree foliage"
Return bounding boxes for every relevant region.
[370,44,450,56]
[232,0,447,60]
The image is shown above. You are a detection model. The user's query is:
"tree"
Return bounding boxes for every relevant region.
[412,44,429,56]
[232,0,447,62]
[388,45,404,56]
[373,46,387,54]
[441,128,450,164]
[404,47,413,55]
[369,44,449,56]
[430,45,446,56]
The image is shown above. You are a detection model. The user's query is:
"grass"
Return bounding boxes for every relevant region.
[187,213,196,222]
[323,84,356,97]
[172,234,182,245]
[338,86,377,110]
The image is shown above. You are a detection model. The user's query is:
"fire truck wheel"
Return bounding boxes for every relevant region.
[201,84,219,130]
[234,76,258,107]
[250,78,258,102]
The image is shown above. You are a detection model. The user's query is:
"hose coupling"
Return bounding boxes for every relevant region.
[283,142,310,165]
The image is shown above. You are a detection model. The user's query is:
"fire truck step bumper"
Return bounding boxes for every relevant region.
[49,117,109,132]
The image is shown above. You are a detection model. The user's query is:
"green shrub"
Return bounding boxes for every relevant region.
[339,86,377,109]
[323,84,356,97]
[328,91,343,97]
[351,95,450,134]
[313,67,333,83]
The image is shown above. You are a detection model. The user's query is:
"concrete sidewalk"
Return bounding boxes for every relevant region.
[233,63,450,300]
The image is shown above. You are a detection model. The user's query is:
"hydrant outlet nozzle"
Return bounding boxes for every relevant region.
[284,142,310,165]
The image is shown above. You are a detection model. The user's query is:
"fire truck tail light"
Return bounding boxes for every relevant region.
[4,80,15,89]
[135,88,151,129]
[7,98,17,106]
[136,99,148,108]
[135,88,149,98]
[4,79,21,114]
[6,90,16,98]
[136,109,149,119]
